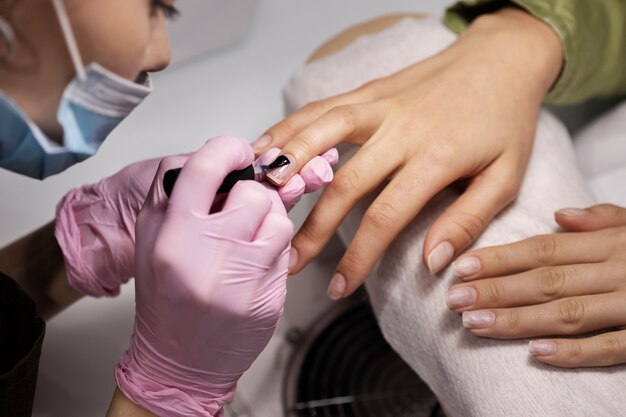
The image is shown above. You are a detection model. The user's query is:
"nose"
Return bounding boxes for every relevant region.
[143,18,171,73]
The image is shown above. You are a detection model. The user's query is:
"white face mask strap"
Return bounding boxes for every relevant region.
[51,0,86,81]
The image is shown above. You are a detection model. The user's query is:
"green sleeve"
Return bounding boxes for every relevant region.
[444,0,626,104]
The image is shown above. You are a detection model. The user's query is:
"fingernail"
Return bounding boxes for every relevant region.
[529,340,557,356]
[462,310,495,329]
[289,247,299,270]
[327,273,346,300]
[556,208,588,217]
[453,257,481,277]
[251,134,272,152]
[266,155,295,185]
[427,241,455,274]
[446,287,477,309]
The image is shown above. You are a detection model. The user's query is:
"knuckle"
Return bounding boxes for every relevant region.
[157,156,183,175]
[232,181,271,206]
[449,212,486,245]
[329,105,359,132]
[536,268,567,299]
[289,132,318,158]
[531,235,558,264]
[483,281,505,304]
[340,249,366,276]
[555,299,586,331]
[483,249,506,272]
[601,336,624,365]
[329,167,361,197]
[184,155,222,179]
[294,217,323,250]
[504,310,521,331]
[275,116,301,139]
[364,201,399,233]
[565,341,584,362]
[151,239,177,273]
[301,100,324,114]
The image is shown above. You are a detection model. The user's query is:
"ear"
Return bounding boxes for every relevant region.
[0,9,16,64]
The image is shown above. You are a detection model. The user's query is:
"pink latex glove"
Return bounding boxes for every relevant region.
[257,147,338,211]
[55,144,337,297]
[115,136,293,416]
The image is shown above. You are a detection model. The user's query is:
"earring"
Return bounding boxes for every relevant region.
[0,16,15,64]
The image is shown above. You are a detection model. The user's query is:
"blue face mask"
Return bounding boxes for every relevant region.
[0,64,152,179]
[0,0,153,179]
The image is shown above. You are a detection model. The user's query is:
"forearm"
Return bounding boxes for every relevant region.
[446,0,626,104]
[0,221,81,320]
[448,6,563,103]
[106,388,158,417]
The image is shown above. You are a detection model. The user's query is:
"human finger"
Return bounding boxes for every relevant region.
[461,292,626,339]
[424,158,520,274]
[320,147,340,166]
[254,188,294,262]
[529,329,626,368]
[453,230,614,280]
[555,204,626,232]
[256,148,334,210]
[220,181,273,241]
[144,155,191,211]
[300,156,334,193]
[289,140,402,275]
[169,136,254,214]
[446,262,623,311]
[251,87,372,155]
[327,159,454,300]
[263,103,383,185]
[278,175,306,212]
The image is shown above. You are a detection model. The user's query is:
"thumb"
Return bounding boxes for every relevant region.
[555,204,626,231]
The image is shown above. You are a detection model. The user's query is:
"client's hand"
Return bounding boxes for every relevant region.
[55,144,335,297]
[115,136,293,417]
[448,204,626,368]
[252,8,563,300]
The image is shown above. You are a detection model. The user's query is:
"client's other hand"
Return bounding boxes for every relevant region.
[448,204,626,368]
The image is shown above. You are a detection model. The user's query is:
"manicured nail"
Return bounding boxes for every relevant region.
[453,256,481,277]
[266,155,295,185]
[251,134,272,152]
[529,340,557,356]
[327,273,346,300]
[427,241,454,274]
[446,287,477,309]
[289,247,299,270]
[462,310,495,329]
[556,208,588,217]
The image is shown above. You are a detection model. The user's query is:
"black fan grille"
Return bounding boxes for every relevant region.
[283,301,437,417]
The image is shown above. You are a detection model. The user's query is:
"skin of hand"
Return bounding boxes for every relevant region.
[53,144,335,298]
[114,136,295,416]
[448,204,626,368]
[252,8,563,300]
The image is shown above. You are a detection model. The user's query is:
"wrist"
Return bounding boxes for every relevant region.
[456,6,563,100]
[115,330,233,417]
